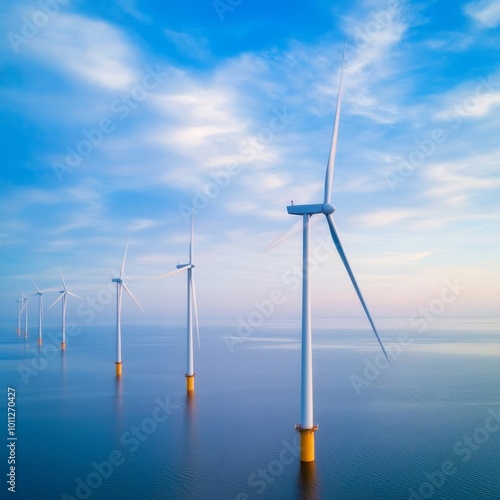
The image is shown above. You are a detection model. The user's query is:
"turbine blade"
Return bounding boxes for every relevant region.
[122,283,144,313]
[67,291,82,300]
[324,41,346,205]
[120,233,132,280]
[191,274,200,350]
[60,269,67,290]
[49,292,65,309]
[325,213,389,363]
[31,277,41,294]
[265,219,302,250]
[265,217,322,250]
[152,266,190,280]
[189,200,195,264]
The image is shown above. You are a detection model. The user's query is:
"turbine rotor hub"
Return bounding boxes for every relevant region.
[322,203,335,215]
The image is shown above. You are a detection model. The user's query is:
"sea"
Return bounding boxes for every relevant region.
[1,318,500,500]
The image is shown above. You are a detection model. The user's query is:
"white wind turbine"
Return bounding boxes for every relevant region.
[49,272,82,350]
[18,291,28,338]
[16,298,22,334]
[286,51,389,462]
[31,279,44,346]
[155,208,200,392]
[111,235,144,377]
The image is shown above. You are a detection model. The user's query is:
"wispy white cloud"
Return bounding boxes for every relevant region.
[115,0,153,23]
[127,219,160,232]
[163,29,209,60]
[434,81,500,122]
[5,182,109,235]
[464,0,500,28]
[151,85,249,162]
[425,31,474,52]
[425,161,500,205]
[466,92,500,117]
[353,208,420,228]
[338,1,412,123]
[28,12,137,90]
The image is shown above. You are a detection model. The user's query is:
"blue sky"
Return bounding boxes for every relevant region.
[1,0,499,328]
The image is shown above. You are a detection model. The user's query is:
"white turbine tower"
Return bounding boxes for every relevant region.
[31,279,44,346]
[155,208,200,392]
[287,51,389,462]
[16,298,22,334]
[112,235,143,377]
[49,272,82,350]
[19,291,28,338]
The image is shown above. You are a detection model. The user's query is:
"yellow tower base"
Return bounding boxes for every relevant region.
[115,362,123,377]
[296,425,318,462]
[37,338,42,346]
[61,342,66,351]
[185,374,195,392]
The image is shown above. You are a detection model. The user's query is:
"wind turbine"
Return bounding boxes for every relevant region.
[16,298,22,334]
[49,272,82,350]
[155,207,200,392]
[19,291,28,338]
[286,50,389,462]
[111,235,144,377]
[31,279,44,346]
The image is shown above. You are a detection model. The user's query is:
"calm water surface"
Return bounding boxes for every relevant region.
[1,320,500,499]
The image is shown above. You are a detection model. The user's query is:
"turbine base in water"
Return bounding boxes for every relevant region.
[61,342,66,351]
[296,424,318,462]
[115,362,123,377]
[185,374,195,392]
[37,338,42,346]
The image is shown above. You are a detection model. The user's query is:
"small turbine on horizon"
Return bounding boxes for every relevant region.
[286,49,389,462]
[154,207,200,393]
[49,271,82,351]
[31,279,44,346]
[16,298,22,334]
[112,235,144,377]
[18,291,28,339]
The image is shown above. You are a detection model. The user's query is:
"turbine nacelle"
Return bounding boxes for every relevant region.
[111,278,123,284]
[176,263,194,270]
[287,203,336,216]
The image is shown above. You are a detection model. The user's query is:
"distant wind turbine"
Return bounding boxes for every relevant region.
[16,298,22,334]
[19,291,28,338]
[31,279,44,346]
[154,206,200,392]
[112,235,144,377]
[49,272,82,350]
[286,49,389,462]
